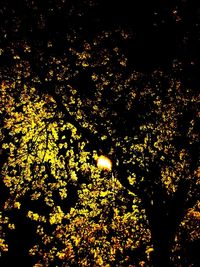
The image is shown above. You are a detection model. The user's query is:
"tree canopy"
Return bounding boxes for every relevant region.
[0,0,199,266]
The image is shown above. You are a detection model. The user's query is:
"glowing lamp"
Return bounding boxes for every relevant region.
[97,155,112,171]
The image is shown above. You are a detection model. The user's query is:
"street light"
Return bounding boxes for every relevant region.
[97,155,115,206]
[96,155,112,171]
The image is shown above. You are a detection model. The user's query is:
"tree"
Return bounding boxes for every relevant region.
[0,0,199,266]
[0,66,151,266]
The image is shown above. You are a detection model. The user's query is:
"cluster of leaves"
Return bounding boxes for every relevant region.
[30,174,151,266]
[0,212,9,253]
[171,200,200,265]
[0,60,151,266]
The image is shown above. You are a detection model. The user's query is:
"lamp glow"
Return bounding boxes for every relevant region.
[97,155,112,171]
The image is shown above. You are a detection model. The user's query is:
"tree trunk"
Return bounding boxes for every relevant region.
[152,236,173,267]
[150,216,177,267]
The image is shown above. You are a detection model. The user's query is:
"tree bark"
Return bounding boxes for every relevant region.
[151,227,174,267]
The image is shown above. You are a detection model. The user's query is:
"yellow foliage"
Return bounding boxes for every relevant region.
[0,238,8,252]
